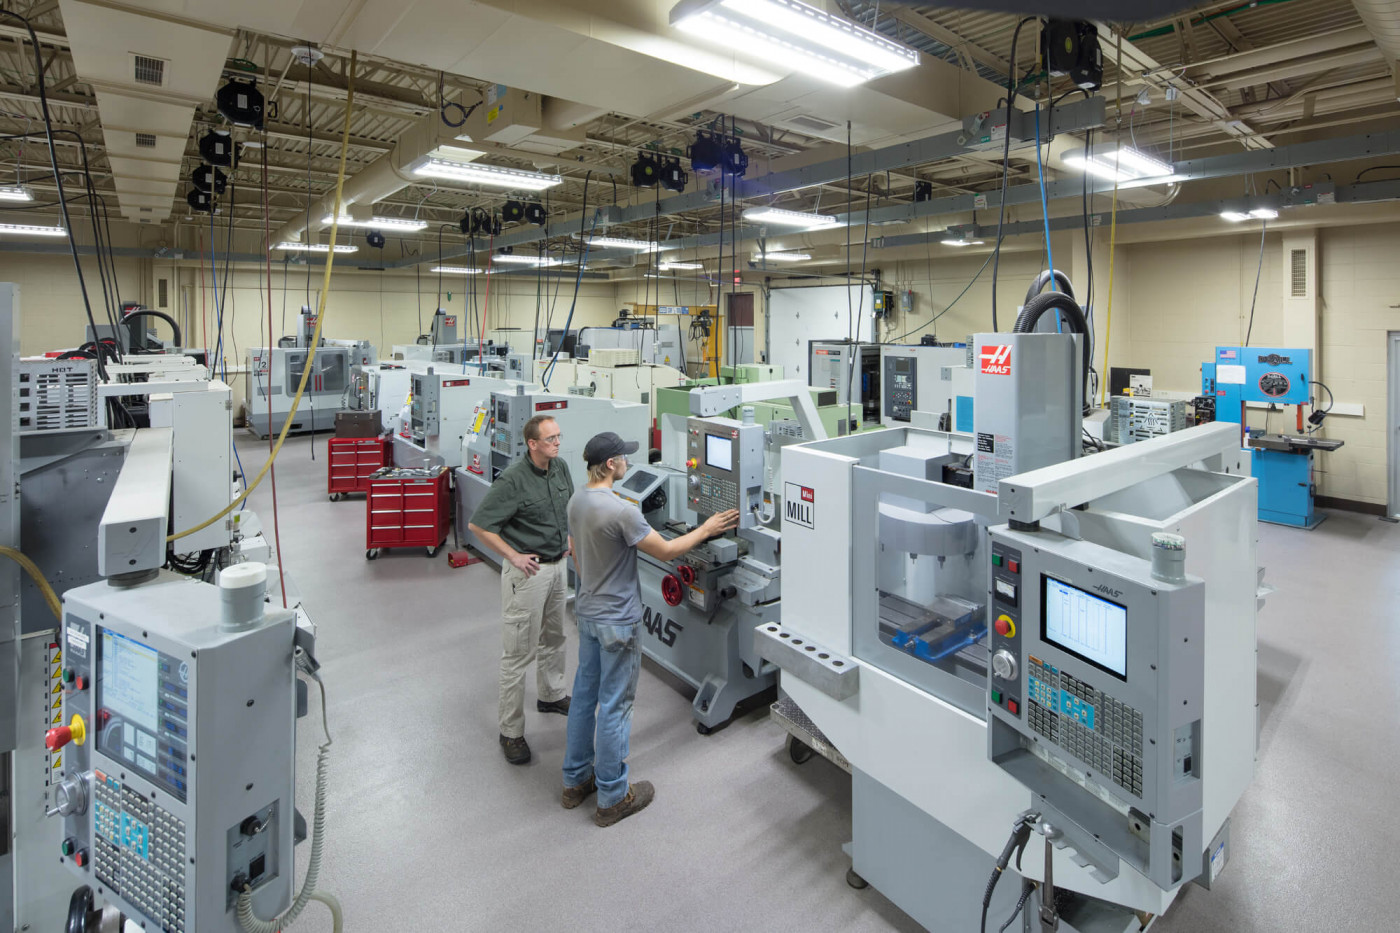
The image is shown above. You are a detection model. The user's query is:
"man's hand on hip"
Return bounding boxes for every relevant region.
[509,552,541,576]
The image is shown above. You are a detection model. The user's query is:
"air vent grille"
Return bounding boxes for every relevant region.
[1290,248,1308,298]
[133,54,165,86]
[135,132,156,148]
[787,114,839,133]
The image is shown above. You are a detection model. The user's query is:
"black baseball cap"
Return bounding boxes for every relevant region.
[584,431,639,467]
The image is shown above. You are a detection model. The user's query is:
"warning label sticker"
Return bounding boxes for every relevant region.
[975,433,1016,494]
[980,344,1012,375]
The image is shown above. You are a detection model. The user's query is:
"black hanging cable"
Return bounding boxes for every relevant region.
[1243,218,1268,346]
[0,12,106,374]
[991,16,1040,332]
[305,61,313,308]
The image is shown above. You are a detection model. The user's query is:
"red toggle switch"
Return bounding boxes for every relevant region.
[45,726,72,751]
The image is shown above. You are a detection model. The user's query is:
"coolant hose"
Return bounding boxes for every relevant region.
[1014,291,1092,414]
[122,309,182,348]
[1023,269,1075,306]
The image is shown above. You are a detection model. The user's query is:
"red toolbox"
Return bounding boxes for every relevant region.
[365,466,450,559]
[328,436,391,500]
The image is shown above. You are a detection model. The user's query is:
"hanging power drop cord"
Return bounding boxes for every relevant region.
[168,51,359,544]
[236,650,339,933]
[0,10,106,377]
[981,811,1039,933]
[991,16,1040,332]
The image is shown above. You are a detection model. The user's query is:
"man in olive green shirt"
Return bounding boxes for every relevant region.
[468,414,575,765]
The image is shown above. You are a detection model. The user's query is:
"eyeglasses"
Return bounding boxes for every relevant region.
[537,434,562,445]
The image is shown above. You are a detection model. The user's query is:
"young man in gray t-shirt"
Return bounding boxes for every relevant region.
[561,432,738,827]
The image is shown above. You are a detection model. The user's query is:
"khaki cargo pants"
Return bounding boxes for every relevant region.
[498,559,569,738]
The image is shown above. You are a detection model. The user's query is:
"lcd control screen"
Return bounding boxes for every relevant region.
[1041,576,1128,679]
[705,434,733,471]
[97,629,190,800]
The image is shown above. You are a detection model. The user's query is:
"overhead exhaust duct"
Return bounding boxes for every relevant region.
[1352,0,1400,93]
[58,0,232,223]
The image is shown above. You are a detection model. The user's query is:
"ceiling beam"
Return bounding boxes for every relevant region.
[1097,23,1274,150]
[885,8,1009,77]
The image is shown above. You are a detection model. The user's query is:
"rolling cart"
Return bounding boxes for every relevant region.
[365,465,451,559]
[328,436,391,500]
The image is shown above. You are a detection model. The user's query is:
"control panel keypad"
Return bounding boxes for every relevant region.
[1027,659,1144,798]
[93,773,187,933]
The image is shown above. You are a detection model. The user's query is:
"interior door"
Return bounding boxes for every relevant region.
[1389,333,1400,519]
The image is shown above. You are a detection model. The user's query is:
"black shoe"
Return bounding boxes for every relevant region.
[537,696,571,715]
[499,734,531,765]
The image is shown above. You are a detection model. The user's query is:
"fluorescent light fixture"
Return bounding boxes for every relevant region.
[275,241,358,253]
[671,0,918,88]
[1063,145,1173,183]
[659,261,704,271]
[430,265,483,274]
[0,186,34,202]
[743,206,840,228]
[941,237,985,246]
[576,235,671,251]
[411,157,561,190]
[1220,208,1278,222]
[323,213,428,231]
[0,223,65,236]
[754,250,810,262]
[491,254,563,267]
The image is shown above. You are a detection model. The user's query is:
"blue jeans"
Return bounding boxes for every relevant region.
[562,616,642,808]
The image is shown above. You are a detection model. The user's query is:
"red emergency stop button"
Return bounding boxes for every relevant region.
[45,713,87,750]
[994,615,1016,638]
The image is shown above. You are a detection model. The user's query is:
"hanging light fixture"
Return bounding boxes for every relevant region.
[410,156,562,190]
[742,206,839,228]
[670,0,919,88]
[322,212,428,231]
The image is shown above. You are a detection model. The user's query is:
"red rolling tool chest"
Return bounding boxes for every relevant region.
[327,436,392,500]
[365,466,450,559]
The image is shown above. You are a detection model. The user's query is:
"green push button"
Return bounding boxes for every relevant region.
[991,690,1002,705]
[60,838,74,857]
[992,554,1003,566]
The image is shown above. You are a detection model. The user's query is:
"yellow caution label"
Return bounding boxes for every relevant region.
[487,105,501,124]
[52,649,60,664]
[51,666,61,679]
[52,697,61,709]
[51,681,61,694]
[52,754,60,770]
[51,710,61,725]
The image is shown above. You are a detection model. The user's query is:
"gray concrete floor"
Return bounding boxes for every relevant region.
[238,432,1400,932]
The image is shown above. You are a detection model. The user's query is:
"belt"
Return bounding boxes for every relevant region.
[536,552,567,565]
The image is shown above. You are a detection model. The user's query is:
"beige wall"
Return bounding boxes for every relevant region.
[0,251,619,415]
[1110,222,1398,506]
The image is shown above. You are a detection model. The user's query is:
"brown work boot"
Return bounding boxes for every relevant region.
[499,734,531,765]
[592,780,654,827]
[561,776,597,809]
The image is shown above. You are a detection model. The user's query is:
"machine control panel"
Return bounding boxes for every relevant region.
[884,354,917,422]
[988,543,1023,716]
[986,527,1207,890]
[54,578,301,933]
[685,417,762,529]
